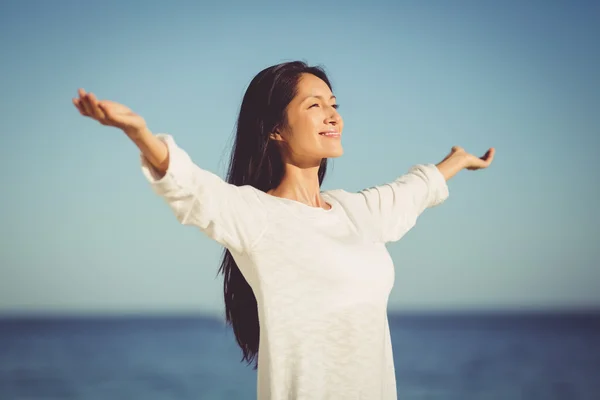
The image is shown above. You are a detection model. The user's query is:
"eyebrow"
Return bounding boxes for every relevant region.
[301,95,337,102]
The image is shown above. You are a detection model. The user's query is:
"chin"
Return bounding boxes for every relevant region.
[324,147,344,158]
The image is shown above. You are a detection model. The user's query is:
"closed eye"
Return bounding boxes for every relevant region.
[309,103,340,109]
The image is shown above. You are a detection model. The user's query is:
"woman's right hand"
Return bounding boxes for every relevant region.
[73,88,147,136]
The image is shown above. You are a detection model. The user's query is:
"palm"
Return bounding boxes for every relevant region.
[100,100,131,116]
[73,89,146,132]
[464,148,495,170]
[98,101,144,129]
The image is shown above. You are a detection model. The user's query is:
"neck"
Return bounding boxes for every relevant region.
[268,162,327,208]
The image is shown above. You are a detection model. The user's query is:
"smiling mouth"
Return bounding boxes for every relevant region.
[319,132,341,138]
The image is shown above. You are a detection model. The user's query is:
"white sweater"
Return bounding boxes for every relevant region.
[141,134,450,400]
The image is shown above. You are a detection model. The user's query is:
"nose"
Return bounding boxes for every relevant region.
[326,106,341,125]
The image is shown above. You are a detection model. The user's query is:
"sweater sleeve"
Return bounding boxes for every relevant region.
[140,134,268,254]
[357,164,449,243]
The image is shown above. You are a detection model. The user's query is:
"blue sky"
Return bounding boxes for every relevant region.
[1,0,599,316]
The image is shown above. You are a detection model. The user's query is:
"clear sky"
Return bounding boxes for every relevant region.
[1,0,599,316]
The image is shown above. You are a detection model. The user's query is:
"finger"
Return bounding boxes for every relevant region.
[470,148,494,170]
[87,92,106,120]
[97,101,111,120]
[98,101,123,127]
[72,98,87,116]
[78,89,94,115]
[77,89,90,112]
[482,147,495,165]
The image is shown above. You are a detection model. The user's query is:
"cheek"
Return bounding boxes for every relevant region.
[292,130,320,150]
[289,116,320,142]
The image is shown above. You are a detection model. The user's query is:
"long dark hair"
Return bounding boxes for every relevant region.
[217,61,332,369]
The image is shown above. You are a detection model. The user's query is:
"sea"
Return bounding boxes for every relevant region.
[1,312,599,400]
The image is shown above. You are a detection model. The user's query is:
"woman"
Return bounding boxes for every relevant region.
[73,61,494,400]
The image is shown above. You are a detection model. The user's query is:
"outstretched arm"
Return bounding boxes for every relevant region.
[352,145,495,243]
[72,89,268,254]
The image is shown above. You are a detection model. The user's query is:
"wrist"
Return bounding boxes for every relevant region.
[436,151,467,181]
[450,150,469,169]
[124,126,151,142]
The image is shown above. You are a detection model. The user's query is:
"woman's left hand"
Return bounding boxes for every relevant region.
[436,146,495,181]
[452,146,495,170]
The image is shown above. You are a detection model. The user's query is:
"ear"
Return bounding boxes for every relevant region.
[269,130,284,142]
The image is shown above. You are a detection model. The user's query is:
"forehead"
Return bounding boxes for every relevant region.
[295,73,332,99]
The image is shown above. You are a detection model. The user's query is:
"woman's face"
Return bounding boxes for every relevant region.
[272,73,344,165]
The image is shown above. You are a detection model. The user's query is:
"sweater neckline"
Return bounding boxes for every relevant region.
[263,191,337,214]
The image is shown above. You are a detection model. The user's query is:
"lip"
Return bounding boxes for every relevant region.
[319,130,341,137]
